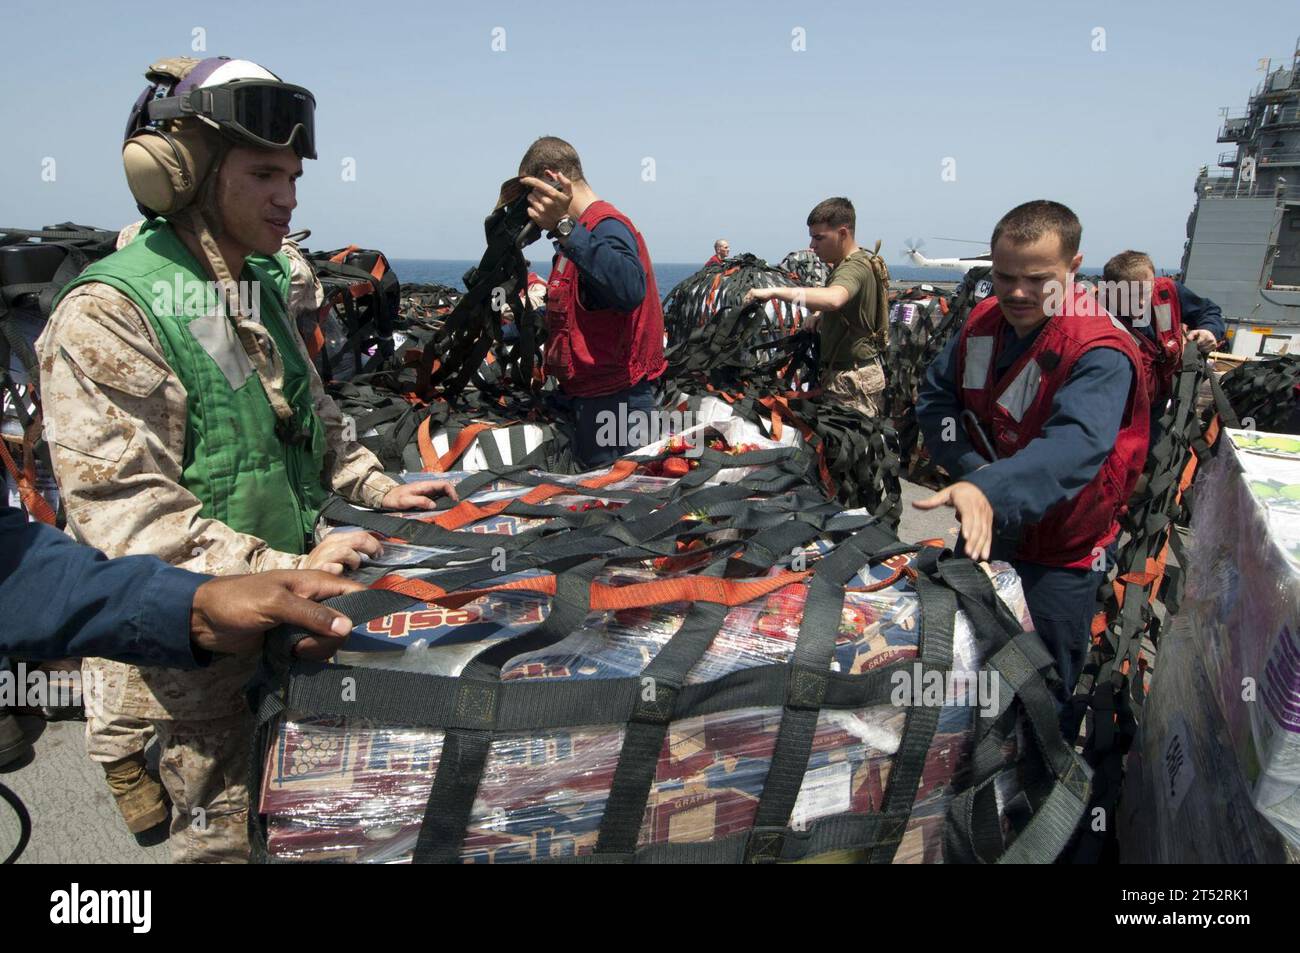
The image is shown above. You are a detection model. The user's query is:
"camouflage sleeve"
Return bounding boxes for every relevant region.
[281,241,399,508]
[116,220,145,250]
[35,284,310,573]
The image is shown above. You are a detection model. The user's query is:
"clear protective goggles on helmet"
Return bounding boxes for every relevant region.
[146,79,317,159]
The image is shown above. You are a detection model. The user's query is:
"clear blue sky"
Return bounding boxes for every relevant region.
[3,0,1297,269]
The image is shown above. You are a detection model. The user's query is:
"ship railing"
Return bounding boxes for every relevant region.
[1197,175,1300,201]
[1219,116,1252,140]
[1260,105,1300,127]
[1258,147,1300,166]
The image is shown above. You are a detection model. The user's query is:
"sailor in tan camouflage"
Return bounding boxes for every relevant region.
[38,56,455,863]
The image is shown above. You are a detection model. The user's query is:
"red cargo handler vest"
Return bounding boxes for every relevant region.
[545,201,667,397]
[1123,275,1184,405]
[956,293,1150,569]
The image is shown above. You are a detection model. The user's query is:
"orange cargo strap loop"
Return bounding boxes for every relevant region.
[424,458,638,531]
[372,567,812,612]
[0,435,56,526]
[418,418,502,473]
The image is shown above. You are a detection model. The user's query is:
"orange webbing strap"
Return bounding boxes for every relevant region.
[426,458,639,531]
[0,434,56,526]
[371,566,812,612]
[327,245,388,299]
[846,540,944,593]
[704,273,724,314]
[766,406,784,441]
[418,419,500,473]
[304,303,330,359]
[759,395,833,494]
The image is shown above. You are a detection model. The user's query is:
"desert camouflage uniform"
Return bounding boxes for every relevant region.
[36,225,398,862]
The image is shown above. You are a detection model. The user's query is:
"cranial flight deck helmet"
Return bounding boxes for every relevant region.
[122,56,316,217]
[119,57,318,426]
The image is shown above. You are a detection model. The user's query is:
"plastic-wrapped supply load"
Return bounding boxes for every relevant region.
[253,440,1088,864]
[1125,428,1300,857]
[1118,618,1296,863]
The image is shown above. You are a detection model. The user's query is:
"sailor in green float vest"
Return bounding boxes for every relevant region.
[37,56,455,862]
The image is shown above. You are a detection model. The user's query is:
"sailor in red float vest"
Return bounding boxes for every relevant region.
[915,201,1150,711]
[705,238,729,267]
[517,137,667,469]
[1102,250,1223,442]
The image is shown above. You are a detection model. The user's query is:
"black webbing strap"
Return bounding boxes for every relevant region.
[744,522,897,862]
[410,563,601,863]
[865,563,956,862]
[593,561,736,854]
[929,554,1090,863]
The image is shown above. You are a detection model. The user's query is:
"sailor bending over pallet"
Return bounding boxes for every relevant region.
[915,200,1150,713]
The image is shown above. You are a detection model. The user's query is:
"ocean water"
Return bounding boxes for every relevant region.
[389,258,967,293]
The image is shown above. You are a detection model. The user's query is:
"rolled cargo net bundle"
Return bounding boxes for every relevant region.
[300,246,402,384]
[657,280,902,528]
[661,253,813,351]
[250,425,1091,864]
[1209,352,1300,435]
[317,184,581,478]
[777,249,831,288]
[399,282,463,329]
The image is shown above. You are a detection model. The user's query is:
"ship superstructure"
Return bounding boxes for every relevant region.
[1184,37,1300,355]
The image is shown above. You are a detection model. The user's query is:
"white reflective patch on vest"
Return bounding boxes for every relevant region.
[963,336,995,390]
[188,310,254,390]
[1153,301,1172,334]
[1109,315,1128,335]
[996,358,1043,424]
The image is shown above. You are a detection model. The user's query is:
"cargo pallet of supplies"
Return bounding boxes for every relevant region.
[249,423,1090,864]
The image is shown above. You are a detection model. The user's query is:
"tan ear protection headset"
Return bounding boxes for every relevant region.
[121,57,223,216]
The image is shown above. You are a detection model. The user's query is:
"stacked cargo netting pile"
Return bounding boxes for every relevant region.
[305,185,581,478]
[250,421,1091,864]
[896,268,991,488]
[0,224,119,526]
[399,282,463,328]
[778,248,831,288]
[658,254,901,527]
[880,286,956,478]
[661,253,813,351]
[299,246,404,384]
[1210,352,1300,435]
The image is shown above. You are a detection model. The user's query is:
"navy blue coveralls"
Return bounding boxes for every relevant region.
[917,325,1136,705]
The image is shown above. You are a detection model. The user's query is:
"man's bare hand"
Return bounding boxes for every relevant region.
[305,530,383,574]
[912,481,995,561]
[743,288,776,306]
[519,170,573,232]
[1185,328,1217,353]
[189,571,365,659]
[381,479,458,512]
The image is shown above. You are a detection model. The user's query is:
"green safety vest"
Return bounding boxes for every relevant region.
[55,219,329,554]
